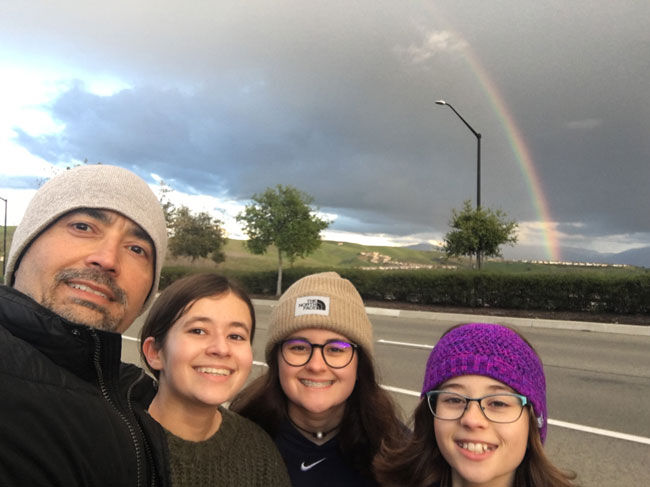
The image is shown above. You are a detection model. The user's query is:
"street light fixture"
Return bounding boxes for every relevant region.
[436,99,483,268]
[435,100,481,208]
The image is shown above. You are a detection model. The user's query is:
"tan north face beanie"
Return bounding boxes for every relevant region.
[265,272,374,362]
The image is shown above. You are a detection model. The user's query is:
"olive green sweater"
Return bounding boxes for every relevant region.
[164,406,291,487]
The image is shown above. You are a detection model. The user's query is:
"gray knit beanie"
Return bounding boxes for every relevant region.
[265,272,374,362]
[6,164,168,312]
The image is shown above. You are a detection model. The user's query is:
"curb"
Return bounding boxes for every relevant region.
[252,299,650,337]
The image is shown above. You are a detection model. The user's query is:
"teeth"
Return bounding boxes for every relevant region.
[300,379,333,388]
[460,442,492,454]
[196,367,230,376]
[69,283,108,299]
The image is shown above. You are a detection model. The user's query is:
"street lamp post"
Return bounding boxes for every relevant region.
[0,196,6,278]
[436,100,483,269]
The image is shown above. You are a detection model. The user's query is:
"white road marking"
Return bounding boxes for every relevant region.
[381,385,420,397]
[124,337,650,445]
[377,339,434,349]
[547,419,650,445]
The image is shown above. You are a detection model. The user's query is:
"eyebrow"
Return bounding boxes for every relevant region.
[183,316,252,332]
[286,335,349,342]
[441,382,515,394]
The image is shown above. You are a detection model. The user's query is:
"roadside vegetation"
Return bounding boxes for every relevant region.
[161,238,650,318]
[165,238,647,276]
[2,224,648,319]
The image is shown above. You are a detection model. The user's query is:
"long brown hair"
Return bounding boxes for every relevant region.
[230,343,407,480]
[374,399,446,487]
[139,273,255,379]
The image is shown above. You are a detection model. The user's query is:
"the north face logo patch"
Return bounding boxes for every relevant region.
[295,296,330,316]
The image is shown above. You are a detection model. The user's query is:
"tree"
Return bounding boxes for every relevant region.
[237,185,330,295]
[169,206,226,263]
[443,200,518,269]
[157,179,176,231]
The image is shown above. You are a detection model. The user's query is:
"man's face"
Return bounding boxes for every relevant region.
[13,209,155,334]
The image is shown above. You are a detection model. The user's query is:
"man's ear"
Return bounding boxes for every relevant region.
[142,336,164,372]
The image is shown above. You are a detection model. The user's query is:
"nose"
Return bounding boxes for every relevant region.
[305,346,328,371]
[84,237,121,275]
[206,334,230,357]
[460,400,489,428]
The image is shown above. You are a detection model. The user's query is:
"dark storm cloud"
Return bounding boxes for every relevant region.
[14,80,473,232]
[3,0,650,248]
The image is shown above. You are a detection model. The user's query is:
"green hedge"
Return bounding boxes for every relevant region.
[159,267,650,315]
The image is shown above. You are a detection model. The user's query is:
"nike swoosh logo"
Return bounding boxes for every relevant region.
[300,458,327,471]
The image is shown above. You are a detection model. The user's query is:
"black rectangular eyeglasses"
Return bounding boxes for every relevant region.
[280,338,358,368]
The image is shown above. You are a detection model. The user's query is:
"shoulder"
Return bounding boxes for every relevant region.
[220,408,288,464]
[221,407,278,446]
[119,362,156,406]
[218,408,292,486]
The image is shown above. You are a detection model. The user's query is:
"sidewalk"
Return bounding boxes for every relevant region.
[252,299,650,337]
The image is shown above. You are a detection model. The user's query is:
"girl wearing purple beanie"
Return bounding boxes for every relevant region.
[375,323,577,487]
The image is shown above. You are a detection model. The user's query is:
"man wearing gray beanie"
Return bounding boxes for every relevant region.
[0,165,170,486]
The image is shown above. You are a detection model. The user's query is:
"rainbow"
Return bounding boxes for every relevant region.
[429,12,562,261]
[461,50,561,261]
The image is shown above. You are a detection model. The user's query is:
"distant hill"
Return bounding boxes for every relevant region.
[404,242,444,251]
[502,243,649,269]
[165,239,648,274]
[605,246,650,268]
[166,239,456,271]
[551,246,650,268]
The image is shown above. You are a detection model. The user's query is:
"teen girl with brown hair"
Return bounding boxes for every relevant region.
[140,273,290,486]
[230,272,406,486]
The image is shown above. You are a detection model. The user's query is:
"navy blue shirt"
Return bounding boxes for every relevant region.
[274,421,377,487]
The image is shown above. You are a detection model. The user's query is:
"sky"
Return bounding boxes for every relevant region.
[1,1,649,262]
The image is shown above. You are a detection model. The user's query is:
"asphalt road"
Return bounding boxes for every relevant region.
[122,302,650,487]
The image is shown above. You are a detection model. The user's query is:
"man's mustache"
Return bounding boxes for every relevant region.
[55,268,127,305]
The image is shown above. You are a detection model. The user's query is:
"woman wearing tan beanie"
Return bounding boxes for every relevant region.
[231,272,406,486]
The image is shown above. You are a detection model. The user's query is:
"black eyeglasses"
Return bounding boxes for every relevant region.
[426,390,529,423]
[280,338,358,368]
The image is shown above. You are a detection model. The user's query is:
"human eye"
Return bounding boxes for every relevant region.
[126,236,153,258]
[484,395,516,409]
[228,333,248,342]
[325,341,350,354]
[440,393,466,406]
[129,244,146,255]
[71,222,91,231]
[66,219,95,235]
[188,328,206,335]
[285,340,310,353]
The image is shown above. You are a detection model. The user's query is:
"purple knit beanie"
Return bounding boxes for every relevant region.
[421,323,547,443]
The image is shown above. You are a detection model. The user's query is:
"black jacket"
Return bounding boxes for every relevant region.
[0,286,170,487]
